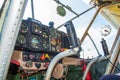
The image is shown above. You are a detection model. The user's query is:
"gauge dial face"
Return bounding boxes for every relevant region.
[32,22,41,33]
[30,37,40,49]
[43,40,49,49]
[56,46,61,52]
[41,31,49,50]
[17,35,26,44]
[20,23,28,33]
[51,37,56,45]
[42,32,48,38]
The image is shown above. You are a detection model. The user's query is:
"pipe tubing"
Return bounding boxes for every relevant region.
[45,47,79,80]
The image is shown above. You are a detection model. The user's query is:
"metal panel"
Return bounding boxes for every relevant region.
[0,0,28,80]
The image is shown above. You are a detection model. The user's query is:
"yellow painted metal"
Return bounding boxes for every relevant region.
[100,3,120,29]
[92,0,120,29]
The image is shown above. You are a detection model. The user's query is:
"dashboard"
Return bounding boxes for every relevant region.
[12,18,70,72]
[9,18,82,79]
[15,18,70,53]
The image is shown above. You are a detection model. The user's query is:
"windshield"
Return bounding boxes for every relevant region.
[1,0,118,59]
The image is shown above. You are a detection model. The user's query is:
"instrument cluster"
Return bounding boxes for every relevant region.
[13,18,70,72]
[15,18,70,53]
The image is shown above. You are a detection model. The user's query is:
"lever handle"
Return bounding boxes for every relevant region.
[64,21,78,48]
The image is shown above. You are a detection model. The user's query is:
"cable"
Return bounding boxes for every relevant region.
[100,38,120,73]
[87,33,101,56]
[108,59,120,73]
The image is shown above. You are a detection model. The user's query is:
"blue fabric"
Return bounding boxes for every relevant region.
[100,74,120,80]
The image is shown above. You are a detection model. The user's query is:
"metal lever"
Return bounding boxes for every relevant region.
[64,21,79,48]
[101,38,109,56]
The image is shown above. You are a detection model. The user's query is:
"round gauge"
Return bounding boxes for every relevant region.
[20,23,28,33]
[17,35,26,44]
[43,40,49,49]
[32,22,41,33]
[42,32,48,39]
[57,39,62,45]
[56,46,61,52]
[52,47,56,51]
[51,37,56,45]
[30,36,40,49]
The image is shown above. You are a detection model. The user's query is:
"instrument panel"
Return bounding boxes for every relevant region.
[13,18,70,72]
[15,18,70,53]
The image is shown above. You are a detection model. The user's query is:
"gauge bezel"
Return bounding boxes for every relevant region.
[30,21,42,36]
[20,21,29,33]
[17,35,26,45]
[28,35,42,51]
[41,27,50,51]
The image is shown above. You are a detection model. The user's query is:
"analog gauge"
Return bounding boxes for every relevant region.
[32,22,41,33]
[56,46,61,52]
[43,40,49,49]
[17,35,26,44]
[30,36,40,49]
[20,23,28,33]
[51,37,56,45]
[52,47,56,51]
[42,32,48,39]
[57,39,62,45]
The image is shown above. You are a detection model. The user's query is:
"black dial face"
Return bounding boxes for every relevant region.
[20,23,28,33]
[32,22,42,34]
[30,36,40,49]
[42,32,48,39]
[42,31,49,50]
[17,35,26,44]
[43,40,49,50]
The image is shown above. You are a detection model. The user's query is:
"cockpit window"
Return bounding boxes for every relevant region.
[22,0,118,59]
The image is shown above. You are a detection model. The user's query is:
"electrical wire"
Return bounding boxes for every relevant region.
[107,50,120,73]
[87,33,101,56]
